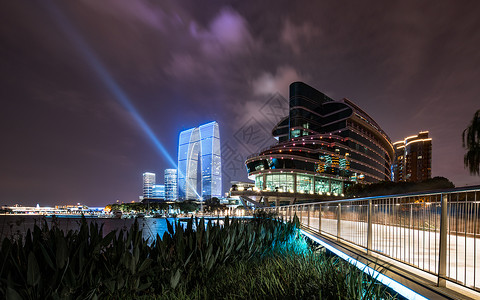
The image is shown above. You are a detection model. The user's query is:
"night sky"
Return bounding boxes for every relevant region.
[1,0,480,207]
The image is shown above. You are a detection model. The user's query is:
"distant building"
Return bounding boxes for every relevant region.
[392,131,432,182]
[392,142,405,182]
[142,172,156,199]
[152,184,165,199]
[177,121,222,201]
[164,169,178,201]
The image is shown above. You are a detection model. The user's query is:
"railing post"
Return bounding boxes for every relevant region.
[292,205,296,224]
[318,204,322,233]
[337,203,342,240]
[299,205,303,225]
[438,193,448,287]
[307,204,311,228]
[367,199,372,254]
[410,208,413,229]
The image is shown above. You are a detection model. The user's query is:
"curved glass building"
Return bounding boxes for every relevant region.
[177,121,222,200]
[245,82,394,196]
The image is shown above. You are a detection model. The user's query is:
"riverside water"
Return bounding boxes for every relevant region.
[0,215,174,241]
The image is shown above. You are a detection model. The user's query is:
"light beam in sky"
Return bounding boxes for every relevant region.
[43,0,178,169]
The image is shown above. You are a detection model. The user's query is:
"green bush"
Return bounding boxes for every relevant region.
[346,176,455,198]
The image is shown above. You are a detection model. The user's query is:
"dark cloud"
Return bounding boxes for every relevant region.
[1,0,479,206]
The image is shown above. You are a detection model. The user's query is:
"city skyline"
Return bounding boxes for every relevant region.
[141,169,177,201]
[1,1,480,206]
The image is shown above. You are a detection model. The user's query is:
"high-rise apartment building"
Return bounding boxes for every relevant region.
[177,121,222,201]
[142,172,156,199]
[164,169,178,201]
[392,131,432,182]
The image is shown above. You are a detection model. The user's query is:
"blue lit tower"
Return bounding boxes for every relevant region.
[177,121,222,201]
[164,169,178,201]
[199,122,222,199]
[178,127,201,200]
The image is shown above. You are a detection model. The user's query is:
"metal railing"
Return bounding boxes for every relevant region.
[262,186,480,292]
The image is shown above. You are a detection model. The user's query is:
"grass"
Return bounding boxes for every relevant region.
[152,241,399,300]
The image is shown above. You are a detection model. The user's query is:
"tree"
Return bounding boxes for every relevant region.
[345,176,455,198]
[204,197,223,212]
[462,109,480,175]
[177,201,199,213]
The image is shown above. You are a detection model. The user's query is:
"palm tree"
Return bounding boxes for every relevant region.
[462,109,480,175]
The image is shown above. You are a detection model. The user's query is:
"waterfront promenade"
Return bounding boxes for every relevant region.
[264,186,480,298]
[301,216,480,289]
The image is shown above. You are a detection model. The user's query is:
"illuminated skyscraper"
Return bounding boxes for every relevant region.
[392,131,432,182]
[142,172,156,199]
[177,121,222,201]
[164,169,178,201]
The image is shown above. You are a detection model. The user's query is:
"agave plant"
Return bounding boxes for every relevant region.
[0,213,300,299]
[0,213,397,299]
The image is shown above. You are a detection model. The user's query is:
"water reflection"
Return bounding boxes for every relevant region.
[0,215,174,241]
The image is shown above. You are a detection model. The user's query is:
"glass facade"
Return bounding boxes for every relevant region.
[142,172,155,199]
[152,185,165,198]
[315,177,330,194]
[164,169,177,201]
[253,173,343,195]
[178,127,200,200]
[199,122,222,199]
[296,174,313,193]
[177,121,222,201]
